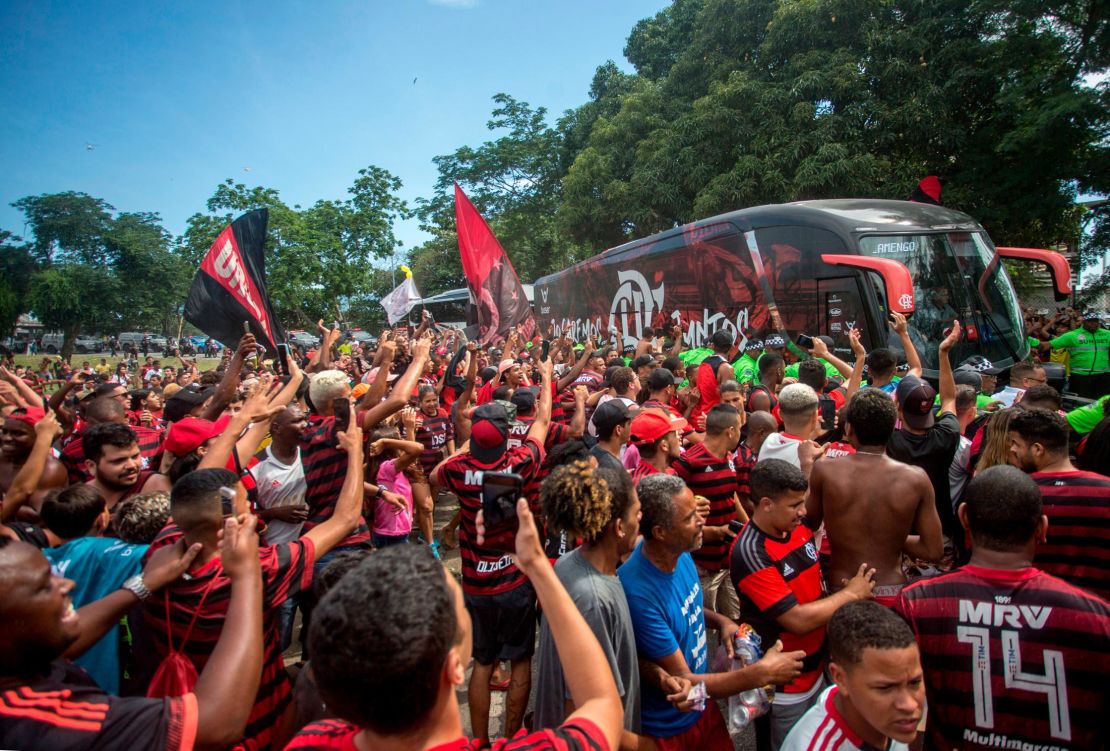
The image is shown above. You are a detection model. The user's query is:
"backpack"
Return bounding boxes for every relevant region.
[146,577,216,698]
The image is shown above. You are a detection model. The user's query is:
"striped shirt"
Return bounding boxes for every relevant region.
[0,660,196,751]
[895,565,1110,751]
[508,414,567,501]
[671,443,740,571]
[60,424,164,483]
[437,439,545,596]
[730,521,827,696]
[781,685,909,751]
[1031,469,1110,601]
[285,717,608,750]
[142,525,315,751]
[734,442,756,506]
[299,415,371,548]
[415,407,454,476]
[631,460,674,487]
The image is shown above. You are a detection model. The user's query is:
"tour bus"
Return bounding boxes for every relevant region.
[533,199,1071,379]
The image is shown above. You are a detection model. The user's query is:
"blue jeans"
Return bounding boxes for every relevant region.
[372,532,410,548]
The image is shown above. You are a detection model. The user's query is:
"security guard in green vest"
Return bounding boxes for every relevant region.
[1044,311,1110,399]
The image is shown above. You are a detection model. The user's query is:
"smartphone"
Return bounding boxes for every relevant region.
[481,471,524,553]
[276,343,291,377]
[796,334,815,349]
[332,397,351,438]
[541,339,550,362]
[242,321,251,335]
[819,396,837,431]
[218,486,236,517]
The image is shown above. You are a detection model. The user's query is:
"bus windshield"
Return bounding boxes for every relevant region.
[858,232,1027,371]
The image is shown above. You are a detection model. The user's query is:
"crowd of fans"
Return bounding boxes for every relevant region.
[0,307,1107,751]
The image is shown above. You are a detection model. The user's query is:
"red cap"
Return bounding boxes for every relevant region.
[8,406,46,428]
[629,409,687,445]
[164,415,232,456]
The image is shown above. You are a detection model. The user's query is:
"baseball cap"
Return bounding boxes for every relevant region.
[496,359,517,378]
[629,409,688,445]
[745,339,764,351]
[164,415,232,456]
[509,386,537,414]
[362,367,399,384]
[1083,310,1101,320]
[647,368,675,391]
[592,399,634,435]
[469,403,511,463]
[960,355,1003,376]
[7,406,46,427]
[622,344,636,355]
[764,334,787,349]
[895,375,937,430]
[953,366,983,391]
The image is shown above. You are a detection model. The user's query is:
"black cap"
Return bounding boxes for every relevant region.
[895,375,937,430]
[509,386,537,414]
[647,368,675,391]
[592,399,634,434]
[469,403,511,463]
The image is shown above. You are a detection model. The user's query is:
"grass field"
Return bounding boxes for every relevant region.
[9,353,222,373]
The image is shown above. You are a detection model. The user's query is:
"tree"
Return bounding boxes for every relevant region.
[10,192,114,266]
[0,231,36,337]
[557,0,1108,254]
[26,264,118,359]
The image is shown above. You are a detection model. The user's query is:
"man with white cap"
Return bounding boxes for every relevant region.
[1042,309,1109,399]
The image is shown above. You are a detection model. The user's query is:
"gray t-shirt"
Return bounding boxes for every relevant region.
[533,547,641,733]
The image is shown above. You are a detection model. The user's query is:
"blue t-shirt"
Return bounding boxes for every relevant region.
[616,543,706,738]
[45,537,147,694]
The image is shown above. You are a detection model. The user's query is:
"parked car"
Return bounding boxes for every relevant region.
[41,333,65,353]
[73,335,103,354]
[349,330,377,346]
[288,330,320,349]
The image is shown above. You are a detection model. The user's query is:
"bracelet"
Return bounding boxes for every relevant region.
[375,485,384,498]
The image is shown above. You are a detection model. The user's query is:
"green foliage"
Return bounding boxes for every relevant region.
[182,168,408,328]
[26,263,119,352]
[0,231,36,336]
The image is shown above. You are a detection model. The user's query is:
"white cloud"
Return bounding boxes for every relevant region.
[427,0,478,8]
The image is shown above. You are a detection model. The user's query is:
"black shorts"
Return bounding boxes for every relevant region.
[465,581,537,665]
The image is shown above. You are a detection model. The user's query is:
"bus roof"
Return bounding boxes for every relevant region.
[536,199,983,284]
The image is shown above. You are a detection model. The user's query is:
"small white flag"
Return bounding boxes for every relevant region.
[380,276,420,325]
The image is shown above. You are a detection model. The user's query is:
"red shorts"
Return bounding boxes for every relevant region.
[652,701,733,751]
[872,584,904,609]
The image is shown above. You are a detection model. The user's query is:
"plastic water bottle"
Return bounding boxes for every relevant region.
[727,625,772,730]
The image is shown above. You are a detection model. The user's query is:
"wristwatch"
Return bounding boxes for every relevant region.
[122,574,152,601]
[375,485,385,498]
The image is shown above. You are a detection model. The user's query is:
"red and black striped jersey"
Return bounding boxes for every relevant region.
[0,660,196,751]
[734,442,756,505]
[285,717,609,750]
[60,425,164,483]
[415,407,454,474]
[142,525,316,751]
[671,443,740,571]
[437,439,545,596]
[555,370,604,423]
[895,565,1110,751]
[299,415,371,548]
[730,521,827,695]
[508,414,567,501]
[1031,469,1110,601]
[630,460,675,487]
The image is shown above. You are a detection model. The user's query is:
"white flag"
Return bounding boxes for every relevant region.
[380,276,420,325]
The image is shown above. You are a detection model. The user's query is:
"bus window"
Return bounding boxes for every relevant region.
[859,233,1026,370]
[752,225,851,344]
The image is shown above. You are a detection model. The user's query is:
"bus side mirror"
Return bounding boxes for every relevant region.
[820,254,916,315]
[995,247,1072,301]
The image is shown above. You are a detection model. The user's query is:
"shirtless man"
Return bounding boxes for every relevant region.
[806,388,943,606]
[0,407,68,520]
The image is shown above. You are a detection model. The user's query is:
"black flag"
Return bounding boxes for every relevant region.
[184,209,285,354]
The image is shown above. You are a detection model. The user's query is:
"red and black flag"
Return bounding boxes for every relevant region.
[184,209,285,354]
[454,183,535,345]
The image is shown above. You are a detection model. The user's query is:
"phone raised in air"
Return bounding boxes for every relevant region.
[541,339,551,362]
[481,471,524,553]
[818,396,837,432]
[332,397,351,442]
[796,334,815,349]
[276,343,291,377]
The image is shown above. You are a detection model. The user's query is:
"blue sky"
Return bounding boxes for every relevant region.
[0,0,668,259]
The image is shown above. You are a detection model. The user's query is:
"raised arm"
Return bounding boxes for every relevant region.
[845,327,866,399]
[302,407,365,556]
[1,412,62,522]
[480,499,622,751]
[526,356,553,446]
[360,336,431,431]
[199,334,254,420]
[888,312,922,379]
[808,337,851,380]
[556,337,595,393]
[937,321,960,415]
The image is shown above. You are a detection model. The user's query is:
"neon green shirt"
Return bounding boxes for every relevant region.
[1048,327,1110,375]
[733,353,758,384]
[1067,395,1108,435]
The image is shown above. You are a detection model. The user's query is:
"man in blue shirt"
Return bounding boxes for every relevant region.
[42,484,147,694]
[618,473,804,750]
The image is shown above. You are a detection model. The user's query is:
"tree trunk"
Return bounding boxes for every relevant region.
[61,321,81,362]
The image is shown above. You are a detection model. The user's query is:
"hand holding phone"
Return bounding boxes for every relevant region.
[796,334,815,349]
[331,397,351,446]
[479,472,524,553]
